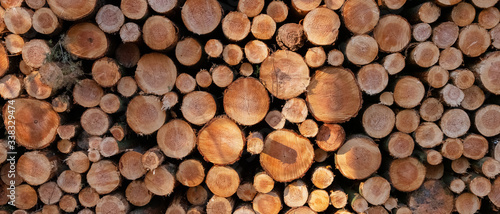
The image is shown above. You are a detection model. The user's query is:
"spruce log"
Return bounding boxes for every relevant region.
[222,11,251,41]
[196,70,213,88]
[389,157,426,192]
[450,69,474,89]
[95,4,124,34]
[373,15,411,53]
[307,67,362,123]
[284,180,308,208]
[327,49,344,66]
[207,196,233,214]
[253,172,274,194]
[489,177,500,207]
[251,14,276,40]
[384,132,414,159]
[224,77,269,126]
[125,180,152,207]
[253,191,282,214]
[157,119,196,159]
[14,185,38,210]
[47,0,96,20]
[181,0,222,35]
[80,108,110,136]
[38,182,62,205]
[458,24,490,57]
[0,75,22,99]
[282,98,308,123]
[260,129,314,182]
[357,63,388,95]
[463,134,489,160]
[345,35,378,66]
[115,43,140,68]
[342,0,379,34]
[206,165,240,197]
[450,2,475,27]
[237,182,258,202]
[244,40,269,64]
[176,38,202,67]
[265,110,286,130]
[17,151,59,186]
[204,39,223,58]
[22,39,50,69]
[299,119,319,138]
[472,52,500,95]
[222,44,243,66]
[311,166,334,189]
[440,109,470,138]
[393,76,425,108]
[456,193,481,214]
[87,160,121,194]
[452,157,471,174]
[181,91,217,126]
[439,47,462,70]
[121,0,148,20]
[3,99,59,149]
[119,22,141,43]
[303,7,340,46]
[57,170,81,194]
[64,23,108,59]
[126,95,166,135]
[92,57,121,88]
[119,151,147,180]
[409,41,440,68]
[276,23,305,51]
[260,50,310,100]
[266,1,288,23]
[395,109,420,134]
[176,159,205,187]
[100,93,124,114]
[187,186,208,206]
[308,189,329,212]
[3,7,32,34]
[96,194,130,214]
[247,132,264,155]
[198,116,245,165]
[336,136,381,180]
[148,0,178,14]
[409,2,440,23]
[362,104,395,138]
[32,7,60,34]
[414,122,443,148]
[135,53,177,95]
[432,22,459,49]
[161,91,179,110]
[412,23,432,42]
[475,105,500,137]
[441,138,463,160]
[419,97,444,122]
[144,164,176,196]
[66,151,89,173]
[5,34,24,55]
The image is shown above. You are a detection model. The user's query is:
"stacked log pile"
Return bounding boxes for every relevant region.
[0,0,500,213]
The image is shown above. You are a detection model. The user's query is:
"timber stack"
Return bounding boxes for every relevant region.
[1,0,500,213]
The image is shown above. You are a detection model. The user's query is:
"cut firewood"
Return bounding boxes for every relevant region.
[260,50,309,100]
[120,0,148,20]
[345,35,378,66]
[87,160,121,194]
[64,22,108,60]
[95,4,124,34]
[475,105,500,137]
[181,0,222,35]
[251,14,276,40]
[393,76,425,109]
[253,191,282,214]
[261,129,314,182]
[144,164,176,196]
[198,116,245,165]
[384,132,414,159]
[284,180,308,208]
[176,159,205,187]
[266,1,288,23]
[3,99,60,149]
[126,95,166,135]
[47,0,96,21]
[362,104,395,138]
[224,77,269,126]
[307,67,362,123]
[457,24,491,57]
[373,15,411,53]
[336,136,381,180]
[181,91,217,126]
[389,157,426,192]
